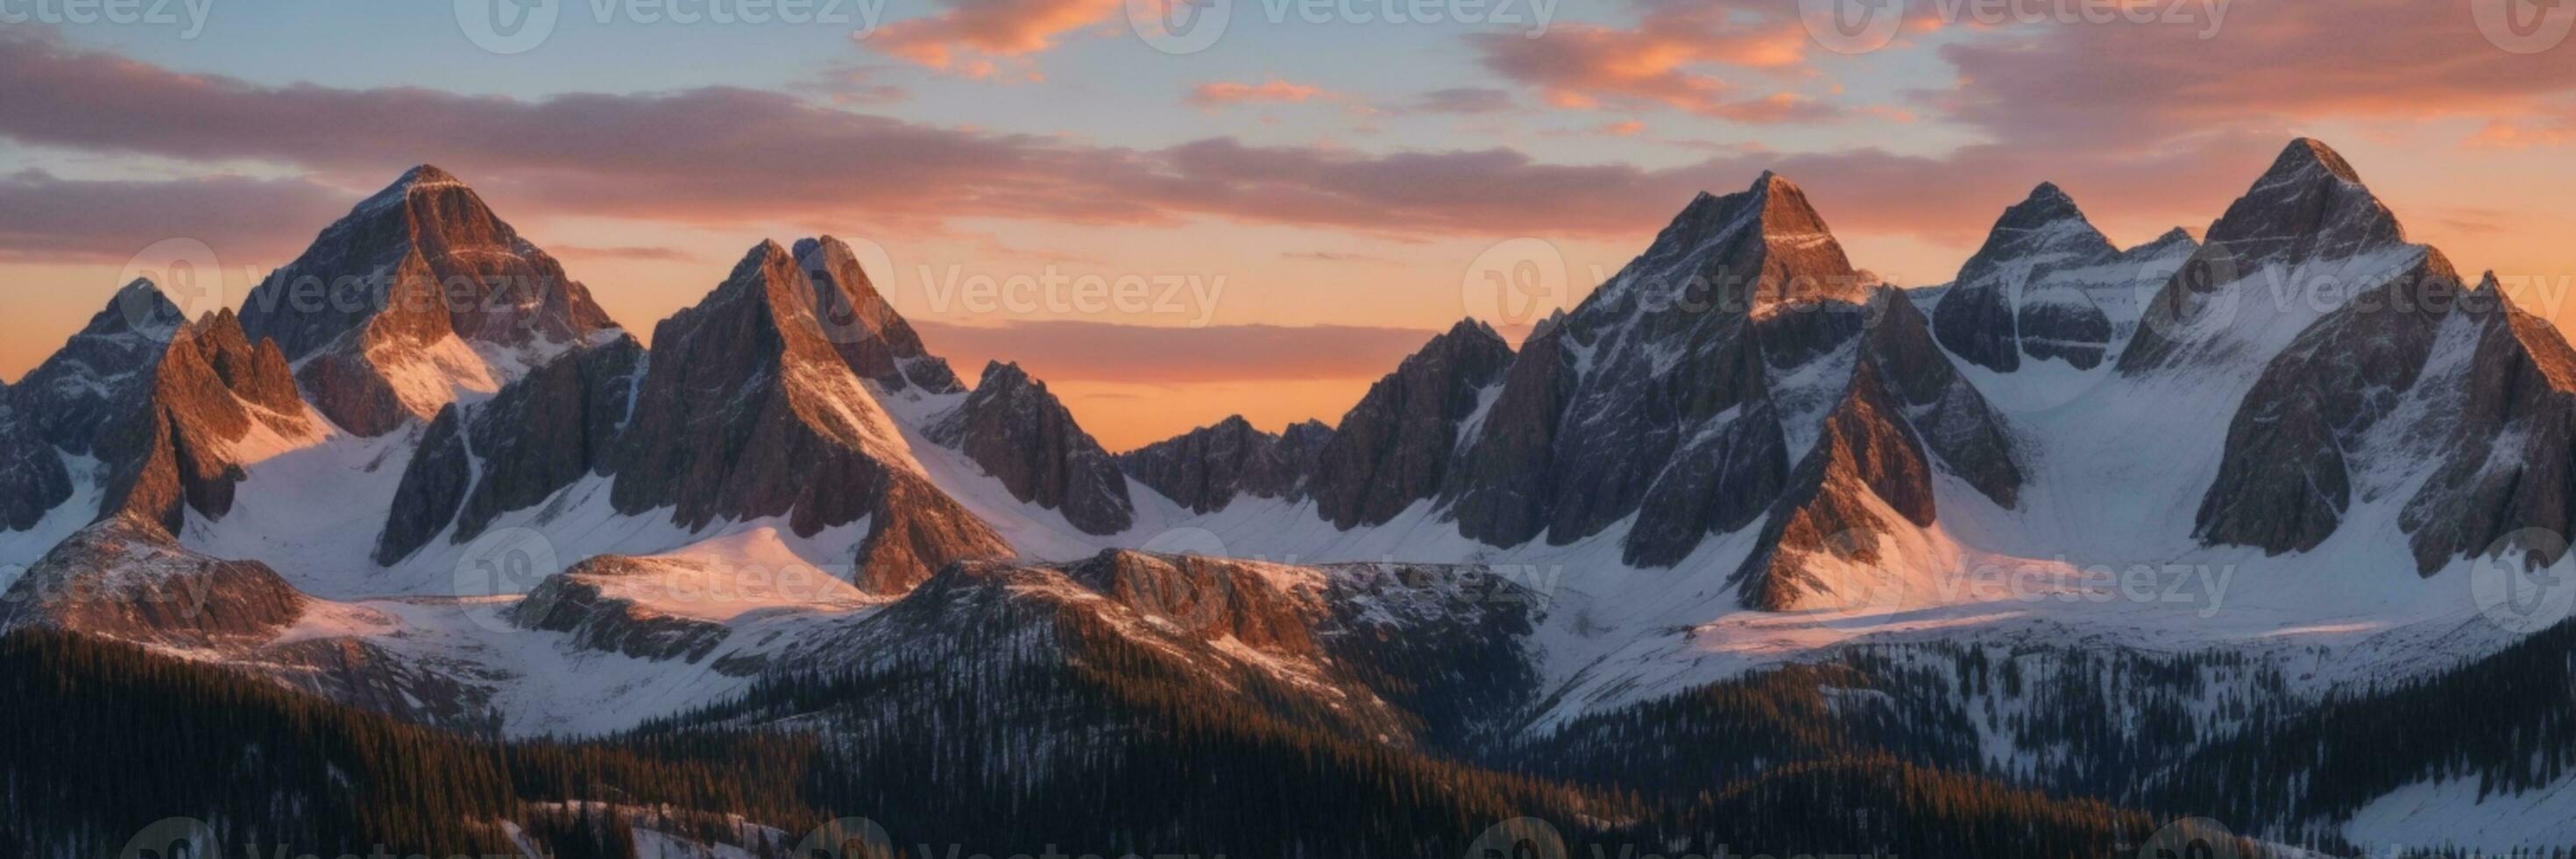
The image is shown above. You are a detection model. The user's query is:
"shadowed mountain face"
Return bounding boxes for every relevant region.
[1308,320,1516,529]
[1929,183,2195,373]
[605,241,1009,593]
[1412,173,2021,594]
[794,236,966,394]
[927,361,1135,535]
[238,165,619,436]
[1120,415,1331,515]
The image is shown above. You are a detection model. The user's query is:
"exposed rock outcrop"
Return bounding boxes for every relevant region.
[1120,416,1331,514]
[2120,138,2410,376]
[606,241,1008,593]
[2400,280,2576,573]
[0,515,307,650]
[1309,320,1514,529]
[793,237,965,394]
[239,165,620,436]
[374,335,644,564]
[506,556,738,664]
[926,361,1135,535]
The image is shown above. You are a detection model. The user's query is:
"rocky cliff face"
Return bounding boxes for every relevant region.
[2147,138,2473,557]
[793,237,965,394]
[92,296,315,533]
[2195,252,2465,554]
[1434,172,2017,575]
[2120,138,2410,376]
[506,556,740,664]
[0,380,71,532]
[605,241,1008,593]
[1119,415,1330,514]
[375,334,644,564]
[2399,280,2576,573]
[10,280,186,455]
[238,165,620,436]
[1309,320,1515,529]
[926,361,1135,535]
[0,515,307,650]
[1930,183,2160,373]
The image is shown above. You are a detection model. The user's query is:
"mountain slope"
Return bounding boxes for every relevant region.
[238,165,619,436]
[1120,415,1331,515]
[605,240,1009,593]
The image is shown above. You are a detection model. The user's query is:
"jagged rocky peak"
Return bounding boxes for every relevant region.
[605,239,1008,592]
[238,164,620,436]
[1121,415,1332,515]
[2202,138,2404,266]
[2119,138,2416,376]
[2399,277,2576,572]
[928,360,1135,535]
[96,304,322,533]
[1310,320,1515,529]
[1603,171,1866,315]
[10,280,187,454]
[791,236,964,394]
[1931,182,2128,373]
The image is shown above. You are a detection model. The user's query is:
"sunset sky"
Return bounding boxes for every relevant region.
[4,0,2574,449]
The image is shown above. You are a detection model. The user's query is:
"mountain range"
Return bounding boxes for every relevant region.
[4,138,2573,855]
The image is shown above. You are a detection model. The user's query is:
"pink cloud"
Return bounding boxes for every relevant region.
[1187,78,1337,109]
[865,0,1122,77]
[1929,0,2576,148]
[0,169,350,264]
[1473,3,1840,123]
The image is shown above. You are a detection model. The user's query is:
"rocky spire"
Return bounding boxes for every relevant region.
[925,361,1136,535]
[1309,320,1514,529]
[605,240,1008,593]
